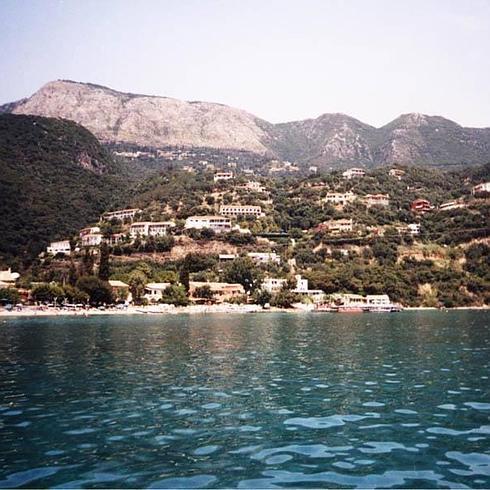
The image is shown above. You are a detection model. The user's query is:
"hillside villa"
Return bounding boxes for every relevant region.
[247,252,281,264]
[130,221,175,238]
[237,181,267,193]
[389,168,405,179]
[47,240,71,255]
[80,226,101,237]
[472,182,490,195]
[411,199,432,213]
[323,191,356,206]
[81,232,103,247]
[363,194,390,207]
[214,172,233,183]
[185,216,232,233]
[342,168,366,179]
[439,200,467,211]
[315,219,354,234]
[219,205,264,218]
[102,208,141,222]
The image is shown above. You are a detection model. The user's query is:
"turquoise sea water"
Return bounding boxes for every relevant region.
[0,311,489,488]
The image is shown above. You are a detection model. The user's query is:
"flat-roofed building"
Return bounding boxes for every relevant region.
[0,268,20,286]
[472,182,490,195]
[214,172,233,183]
[292,275,325,303]
[262,278,288,293]
[324,191,357,206]
[80,226,101,237]
[219,205,263,218]
[342,168,365,179]
[81,233,103,247]
[439,200,467,211]
[316,219,354,234]
[130,221,175,238]
[102,208,141,222]
[144,282,171,303]
[189,281,245,303]
[47,240,71,255]
[389,168,405,179]
[363,194,390,207]
[185,216,232,233]
[411,199,432,214]
[247,252,281,264]
[366,294,391,306]
[237,181,267,193]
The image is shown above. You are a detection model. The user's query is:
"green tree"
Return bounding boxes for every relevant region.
[223,257,263,292]
[98,242,110,281]
[0,288,21,304]
[160,284,189,306]
[76,276,113,305]
[31,283,65,304]
[128,270,147,304]
[193,285,215,300]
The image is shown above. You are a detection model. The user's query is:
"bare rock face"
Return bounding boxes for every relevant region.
[12,80,272,154]
[7,80,490,169]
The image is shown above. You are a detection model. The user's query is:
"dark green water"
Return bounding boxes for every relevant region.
[0,311,489,488]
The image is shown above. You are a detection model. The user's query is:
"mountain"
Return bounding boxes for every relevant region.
[4,80,490,169]
[0,114,133,262]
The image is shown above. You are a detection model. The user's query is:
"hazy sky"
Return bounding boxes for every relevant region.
[1,0,489,127]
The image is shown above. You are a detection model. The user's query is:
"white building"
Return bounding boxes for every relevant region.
[396,223,421,236]
[219,205,264,218]
[80,226,101,237]
[214,172,233,183]
[81,233,103,247]
[144,283,171,303]
[47,240,71,255]
[389,168,405,180]
[130,221,175,238]
[363,194,390,207]
[342,168,366,179]
[366,294,391,306]
[0,268,20,288]
[237,181,267,193]
[408,223,421,235]
[185,216,232,233]
[472,182,490,195]
[292,275,325,303]
[102,208,141,222]
[324,191,357,206]
[317,219,354,234]
[439,200,466,211]
[247,252,281,264]
[262,278,288,293]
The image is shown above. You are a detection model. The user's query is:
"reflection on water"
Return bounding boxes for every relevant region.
[0,311,489,488]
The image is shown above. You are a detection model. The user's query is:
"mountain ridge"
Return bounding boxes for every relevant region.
[3,80,490,168]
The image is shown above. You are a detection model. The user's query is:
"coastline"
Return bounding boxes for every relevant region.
[0,304,489,318]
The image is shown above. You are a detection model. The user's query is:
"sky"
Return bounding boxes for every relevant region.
[1,0,489,127]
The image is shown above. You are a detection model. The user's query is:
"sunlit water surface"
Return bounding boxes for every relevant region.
[0,311,489,488]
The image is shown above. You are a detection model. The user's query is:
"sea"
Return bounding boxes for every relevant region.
[0,311,489,488]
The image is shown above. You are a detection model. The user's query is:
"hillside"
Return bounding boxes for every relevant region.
[0,114,135,262]
[4,80,490,169]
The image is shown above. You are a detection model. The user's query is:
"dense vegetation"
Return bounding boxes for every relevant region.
[1,114,488,307]
[0,114,141,264]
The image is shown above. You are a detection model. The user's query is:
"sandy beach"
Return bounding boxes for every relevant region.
[1,304,488,318]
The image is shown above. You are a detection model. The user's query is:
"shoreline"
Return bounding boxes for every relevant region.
[1,304,489,318]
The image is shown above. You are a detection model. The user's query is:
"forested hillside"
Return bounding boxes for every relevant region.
[0,114,134,263]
